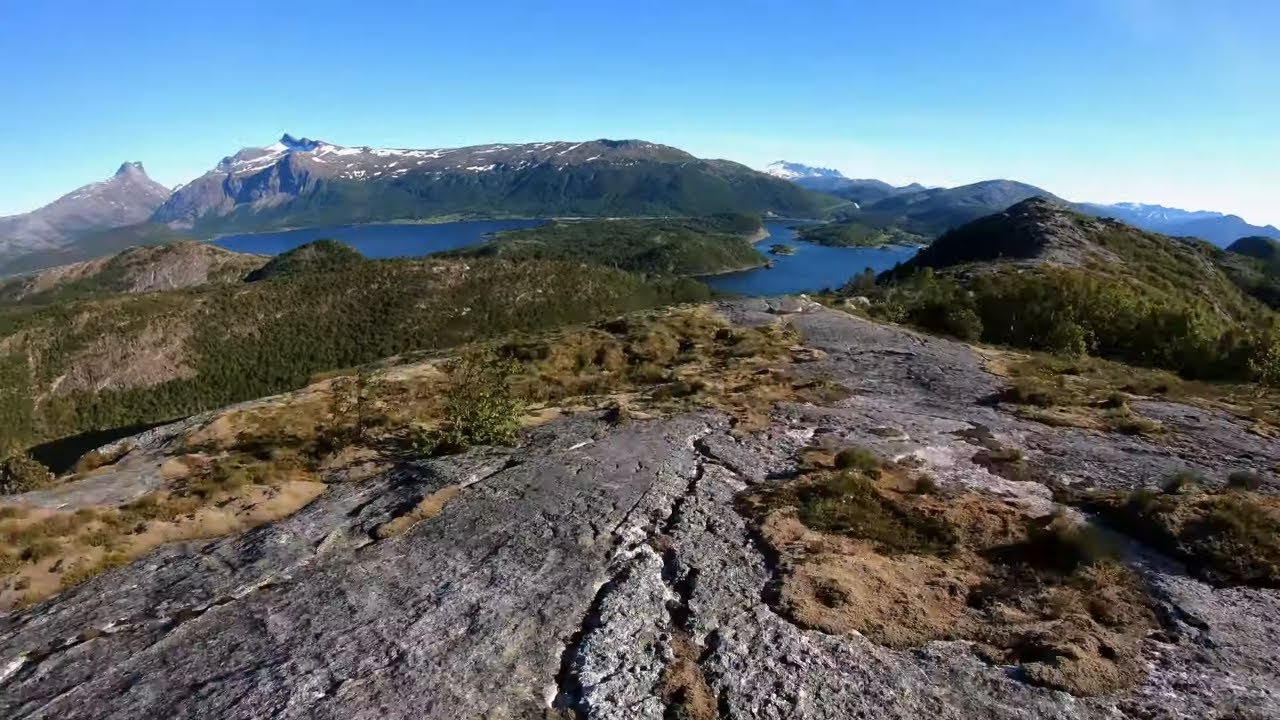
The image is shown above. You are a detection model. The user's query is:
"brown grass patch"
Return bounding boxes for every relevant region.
[989,351,1277,432]
[738,449,1158,697]
[1079,479,1280,588]
[0,459,325,611]
[375,484,463,539]
[661,632,717,720]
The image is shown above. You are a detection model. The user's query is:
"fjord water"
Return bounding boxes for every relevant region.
[212,218,918,295]
[703,220,919,296]
[212,219,547,258]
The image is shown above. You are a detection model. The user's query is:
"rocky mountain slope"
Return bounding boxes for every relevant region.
[0,164,172,262]
[0,242,264,304]
[798,180,1060,246]
[151,136,839,235]
[1,299,1278,718]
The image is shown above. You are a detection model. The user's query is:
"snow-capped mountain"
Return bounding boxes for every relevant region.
[763,161,847,181]
[0,162,172,259]
[1096,203,1222,224]
[149,135,832,234]
[1079,201,1280,247]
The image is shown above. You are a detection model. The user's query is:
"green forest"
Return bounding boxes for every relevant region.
[447,214,767,275]
[0,253,710,450]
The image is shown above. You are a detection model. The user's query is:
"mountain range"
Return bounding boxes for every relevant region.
[1,140,1276,276]
[152,135,836,235]
[767,160,1280,246]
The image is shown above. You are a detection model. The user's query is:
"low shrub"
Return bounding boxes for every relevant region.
[797,471,957,556]
[416,352,525,455]
[1226,470,1264,491]
[0,452,53,495]
[833,447,881,473]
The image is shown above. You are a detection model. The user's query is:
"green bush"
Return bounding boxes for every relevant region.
[417,352,525,455]
[0,452,53,495]
[1162,470,1206,495]
[870,262,1278,382]
[833,447,882,473]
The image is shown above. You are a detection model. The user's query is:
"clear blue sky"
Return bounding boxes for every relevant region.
[1,0,1276,224]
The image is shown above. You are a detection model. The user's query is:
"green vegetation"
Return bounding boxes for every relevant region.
[871,266,1276,381]
[447,215,766,276]
[796,469,958,556]
[0,452,53,495]
[1218,237,1280,311]
[797,221,925,248]
[0,256,711,452]
[768,243,795,256]
[183,161,842,237]
[1083,475,1280,587]
[412,352,525,455]
[833,446,881,472]
[861,202,1280,382]
[244,239,364,281]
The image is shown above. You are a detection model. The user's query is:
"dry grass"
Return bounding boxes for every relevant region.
[0,454,325,610]
[988,350,1280,435]
[14,305,842,609]
[661,632,718,720]
[1079,475,1280,588]
[375,484,462,539]
[738,447,1157,697]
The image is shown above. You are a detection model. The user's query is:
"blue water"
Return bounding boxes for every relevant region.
[212,217,918,296]
[212,219,547,259]
[704,220,919,296]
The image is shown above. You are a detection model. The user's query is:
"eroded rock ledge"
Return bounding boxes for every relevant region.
[3,302,1279,719]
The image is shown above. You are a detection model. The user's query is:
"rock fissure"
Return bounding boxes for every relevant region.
[0,577,285,692]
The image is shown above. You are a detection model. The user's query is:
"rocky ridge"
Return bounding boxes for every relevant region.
[1,300,1278,718]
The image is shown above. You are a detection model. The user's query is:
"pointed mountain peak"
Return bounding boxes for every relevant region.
[115,161,147,179]
[279,133,321,152]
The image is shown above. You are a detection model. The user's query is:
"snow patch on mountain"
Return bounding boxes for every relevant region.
[763,161,847,180]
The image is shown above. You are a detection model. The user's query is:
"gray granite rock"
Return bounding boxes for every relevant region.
[2,303,1278,718]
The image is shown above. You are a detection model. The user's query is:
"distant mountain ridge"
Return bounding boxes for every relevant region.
[0,163,171,261]
[1078,202,1280,247]
[151,136,838,235]
[766,159,1277,247]
[763,160,926,205]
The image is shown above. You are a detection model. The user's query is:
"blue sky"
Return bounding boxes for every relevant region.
[1,0,1276,224]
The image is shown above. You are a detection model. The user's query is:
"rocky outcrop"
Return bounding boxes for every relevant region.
[1,242,264,302]
[2,302,1278,718]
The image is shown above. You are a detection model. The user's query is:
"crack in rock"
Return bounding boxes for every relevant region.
[0,577,284,691]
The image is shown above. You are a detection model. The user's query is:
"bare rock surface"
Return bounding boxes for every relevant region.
[3,302,1279,718]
